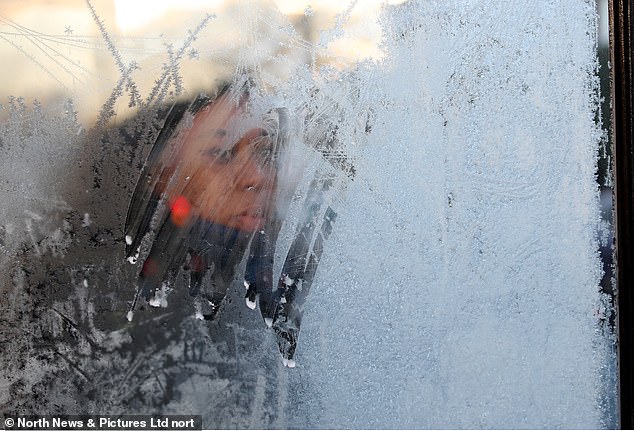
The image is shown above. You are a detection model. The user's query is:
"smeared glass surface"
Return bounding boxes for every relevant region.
[0,0,616,428]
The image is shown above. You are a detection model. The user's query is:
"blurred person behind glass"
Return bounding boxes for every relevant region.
[125,81,336,363]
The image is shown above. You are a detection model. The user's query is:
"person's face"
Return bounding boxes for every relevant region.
[171,93,278,232]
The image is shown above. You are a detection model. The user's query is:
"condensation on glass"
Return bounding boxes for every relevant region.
[0,0,617,428]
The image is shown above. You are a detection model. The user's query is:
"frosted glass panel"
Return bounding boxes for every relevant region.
[0,0,616,428]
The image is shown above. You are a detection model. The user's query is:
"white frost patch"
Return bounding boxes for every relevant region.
[280,296,287,304]
[264,317,273,328]
[149,283,169,308]
[282,357,296,368]
[284,1,612,427]
[126,310,134,322]
[82,213,92,227]
[193,302,205,320]
[127,247,140,264]
[244,280,257,309]
[125,235,133,245]
[82,279,88,288]
[283,274,294,286]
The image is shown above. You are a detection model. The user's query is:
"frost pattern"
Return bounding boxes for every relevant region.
[0,0,615,429]
[289,1,613,429]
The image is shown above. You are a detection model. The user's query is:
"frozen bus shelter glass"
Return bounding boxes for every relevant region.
[0,0,617,428]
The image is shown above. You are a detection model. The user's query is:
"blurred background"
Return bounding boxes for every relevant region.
[0,0,406,124]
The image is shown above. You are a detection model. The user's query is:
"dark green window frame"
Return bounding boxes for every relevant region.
[609,0,634,427]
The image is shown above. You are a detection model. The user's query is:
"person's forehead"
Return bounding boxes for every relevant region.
[195,96,240,125]
[190,99,261,140]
